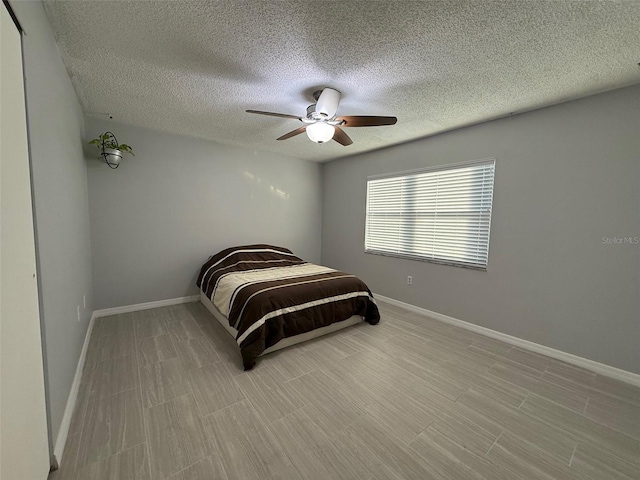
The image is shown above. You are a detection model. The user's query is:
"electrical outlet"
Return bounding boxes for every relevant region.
[407,275,413,285]
[83,294,86,309]
[77,306,81,322]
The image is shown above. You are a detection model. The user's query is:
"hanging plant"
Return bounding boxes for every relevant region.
[88,132,134,169]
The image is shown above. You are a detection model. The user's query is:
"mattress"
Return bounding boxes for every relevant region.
[199,291,363,356]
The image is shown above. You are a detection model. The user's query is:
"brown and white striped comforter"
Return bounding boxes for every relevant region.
[197,245,380,369]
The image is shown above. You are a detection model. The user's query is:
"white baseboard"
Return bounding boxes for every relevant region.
[53,312,96,463]
[92,295,200,318]
[54,295,199,464]
[375,294,640,387]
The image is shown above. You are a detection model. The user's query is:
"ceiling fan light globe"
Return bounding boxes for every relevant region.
[306,122,335,143]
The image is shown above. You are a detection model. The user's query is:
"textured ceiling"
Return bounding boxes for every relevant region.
[43,0,640,162]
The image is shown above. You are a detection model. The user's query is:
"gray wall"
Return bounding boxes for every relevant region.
[322,84,640,374]
[85,118,323,310]
[12,0,94,447]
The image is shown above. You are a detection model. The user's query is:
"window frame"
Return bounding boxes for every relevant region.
[364,158,496,271]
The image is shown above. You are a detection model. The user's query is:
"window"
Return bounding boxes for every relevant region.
[365,159,495,270]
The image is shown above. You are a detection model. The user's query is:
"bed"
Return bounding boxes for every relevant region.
[196,244,380,369]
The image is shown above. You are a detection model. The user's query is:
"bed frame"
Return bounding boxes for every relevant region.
[199,291,363,357]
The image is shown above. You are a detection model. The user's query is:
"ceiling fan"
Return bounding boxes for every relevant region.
[246,88,397,146]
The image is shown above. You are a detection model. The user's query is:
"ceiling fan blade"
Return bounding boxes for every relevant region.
[332,126,353,146]
[246,110,302,120]
[335,115,397,127]
[276,126,307,141]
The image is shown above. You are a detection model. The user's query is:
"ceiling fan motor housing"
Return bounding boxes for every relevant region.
[307,104,320,119]
[315,88,341,118]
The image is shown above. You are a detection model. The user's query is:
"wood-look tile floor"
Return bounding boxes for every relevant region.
[50,300,640,480]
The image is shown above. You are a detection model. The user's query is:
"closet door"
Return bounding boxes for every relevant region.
[0,2,51,479]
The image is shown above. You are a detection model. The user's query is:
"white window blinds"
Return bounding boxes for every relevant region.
[365,159,495,270]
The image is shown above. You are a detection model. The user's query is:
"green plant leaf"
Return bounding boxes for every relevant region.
[119,144,134,155]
